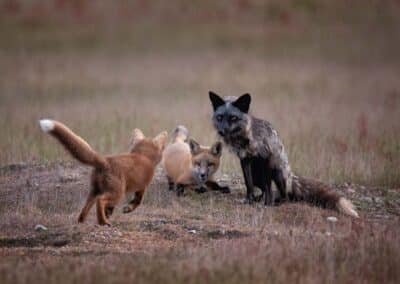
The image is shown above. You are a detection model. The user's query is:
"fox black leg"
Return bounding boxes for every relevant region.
[240,158,255,203]
[250,156,273,204]
[205,181,231,194]
[167,176,175,191]
[264,174,273,206]
[272,169,287,203]
[105,206,114,218]
[176,183,185,196]
[194,186,207,193]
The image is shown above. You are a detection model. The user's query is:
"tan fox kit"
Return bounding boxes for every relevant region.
[162,125,230,195]
[39,119,167,226]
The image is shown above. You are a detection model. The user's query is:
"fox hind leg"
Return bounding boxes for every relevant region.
[123,190,144,213]
[96,197,111,226]
[272,169,287,203]
[167,176,175,191]
[105,206,114,218]
[78,192,97,223]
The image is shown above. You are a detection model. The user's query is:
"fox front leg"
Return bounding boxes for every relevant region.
[194,185,208,194]
[176,183,185,196]
[240,158,256,203]
[205,180,231,194]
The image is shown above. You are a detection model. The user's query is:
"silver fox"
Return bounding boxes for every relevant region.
[209,91,359,218]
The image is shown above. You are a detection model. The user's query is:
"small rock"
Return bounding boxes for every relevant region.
[188,229,197,234]
[35,224,48,232]
[363,197,373,203]
[327,216,338,223]
[346,187,355,193]
[325,232,332,237]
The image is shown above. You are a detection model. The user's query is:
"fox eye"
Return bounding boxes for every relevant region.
[195,162,201,167]
[216,115,223,121]
[230,115,238,122]
[207,163,214,168]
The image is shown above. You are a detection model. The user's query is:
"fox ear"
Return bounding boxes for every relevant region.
[189,139,201,155]
[210,141,223,157]
[232,93,251,113]
[130,128,145,150]
[209,91,225,111]
[153,131,168,149]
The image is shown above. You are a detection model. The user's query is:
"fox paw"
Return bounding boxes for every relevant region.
[98,221,111,226]
[122,205,133,214]
[240,197,255,204]
[176,184,185,196]
[220,186,231,194]
[194,186,207,194]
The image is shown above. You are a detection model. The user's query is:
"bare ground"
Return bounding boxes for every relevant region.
[0,163,399,283]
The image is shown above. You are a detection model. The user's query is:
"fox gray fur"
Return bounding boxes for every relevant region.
[209,91,359,218]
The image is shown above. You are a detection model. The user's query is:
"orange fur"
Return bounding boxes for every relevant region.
[39,119,167,225]
[162,129,229,194]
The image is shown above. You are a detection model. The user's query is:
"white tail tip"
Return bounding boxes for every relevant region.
[39,119,55,132]
[337,197,359,218]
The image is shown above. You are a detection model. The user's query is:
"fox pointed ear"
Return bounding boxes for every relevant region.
[189,139,201,155]
[153,131,168,149]
[130,128,145,150]
[209,91,225,111]
[232,93,251,113]
[210,141,223,157]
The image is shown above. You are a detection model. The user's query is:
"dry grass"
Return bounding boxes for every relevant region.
[1,1,400,283]
[0,164,399,284]
[1,2,400,186]
[1,50,399,186]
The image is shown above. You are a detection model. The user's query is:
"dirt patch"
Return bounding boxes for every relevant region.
[0,232,80,248]
[206,229,249,240]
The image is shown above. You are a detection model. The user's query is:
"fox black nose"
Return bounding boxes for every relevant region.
[200,173,206,179]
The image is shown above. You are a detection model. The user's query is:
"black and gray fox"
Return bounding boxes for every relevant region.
[208,91,359,217]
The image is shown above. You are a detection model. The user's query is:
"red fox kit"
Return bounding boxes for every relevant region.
[39,119,167,225]
[162,125,230,195]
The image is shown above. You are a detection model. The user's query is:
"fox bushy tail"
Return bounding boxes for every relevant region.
[291,175,359,218]
[39,119,108,169]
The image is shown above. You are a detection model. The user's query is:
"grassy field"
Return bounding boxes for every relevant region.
[0,1,400,283]
[1,1,400,187]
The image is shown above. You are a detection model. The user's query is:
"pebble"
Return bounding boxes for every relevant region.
[327,216,338,223]
[35,224,48,232]
[363,197,373,202]
[188,230,197,234]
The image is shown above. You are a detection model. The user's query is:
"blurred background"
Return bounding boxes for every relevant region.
[1,0,399,186]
